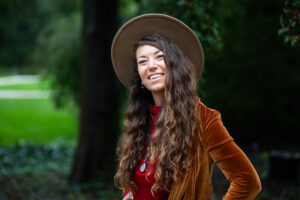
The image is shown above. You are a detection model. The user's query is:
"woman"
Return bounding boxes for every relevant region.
[111,14,261,200]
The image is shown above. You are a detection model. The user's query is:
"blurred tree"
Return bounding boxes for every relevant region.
[68,0,120,183]
[33,0,81,107]
[33,12,81,107]
[0,0,81,68]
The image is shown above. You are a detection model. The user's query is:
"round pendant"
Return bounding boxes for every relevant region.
[140,162,147,173]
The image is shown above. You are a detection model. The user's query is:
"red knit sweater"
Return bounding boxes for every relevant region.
[123,105,169,200]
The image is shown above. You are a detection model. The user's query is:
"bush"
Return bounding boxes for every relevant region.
[0,140,74,178]
[0,141,122,200]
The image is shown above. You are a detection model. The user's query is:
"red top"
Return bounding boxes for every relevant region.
[123,105,169,200]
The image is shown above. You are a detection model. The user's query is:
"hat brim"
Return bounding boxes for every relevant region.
[111,13,204,89]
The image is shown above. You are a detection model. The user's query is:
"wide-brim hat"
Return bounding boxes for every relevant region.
[111,13,204,89]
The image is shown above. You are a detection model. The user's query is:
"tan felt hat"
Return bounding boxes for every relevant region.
[111,13,204,89]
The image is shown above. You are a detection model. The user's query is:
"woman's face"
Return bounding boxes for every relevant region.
[136,45,166,95]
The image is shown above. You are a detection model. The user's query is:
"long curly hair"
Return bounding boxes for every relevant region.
[114,34,202,194]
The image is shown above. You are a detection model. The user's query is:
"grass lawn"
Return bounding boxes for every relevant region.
[0,98,78,146]
[0,82,50,90]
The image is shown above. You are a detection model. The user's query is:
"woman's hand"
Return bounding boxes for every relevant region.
[123,191,133,200]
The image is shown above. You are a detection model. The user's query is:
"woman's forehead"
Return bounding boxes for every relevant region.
[136,45,162,58]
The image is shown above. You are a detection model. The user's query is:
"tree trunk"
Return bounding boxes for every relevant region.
[69,0,120,184]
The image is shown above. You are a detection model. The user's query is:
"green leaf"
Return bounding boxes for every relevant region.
[290,37,297,46]
[176,0,186,6]
[290,20,296,27]
[284,35,290,44]
[278,28,286,35]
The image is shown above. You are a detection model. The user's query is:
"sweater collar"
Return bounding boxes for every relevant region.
[151,105,162,115]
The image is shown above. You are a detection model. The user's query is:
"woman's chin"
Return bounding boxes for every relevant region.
[147,86,165,94]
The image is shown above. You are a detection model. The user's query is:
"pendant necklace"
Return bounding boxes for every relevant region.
[139,114,155,173]
[139,147,150,173]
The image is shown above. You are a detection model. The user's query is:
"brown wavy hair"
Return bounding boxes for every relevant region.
[114,34,202,195]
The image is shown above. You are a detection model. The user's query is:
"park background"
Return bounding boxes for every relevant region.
[0,0,299,199]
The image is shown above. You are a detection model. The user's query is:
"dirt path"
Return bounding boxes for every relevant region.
[0,75,51,99]
[0,75,40,86]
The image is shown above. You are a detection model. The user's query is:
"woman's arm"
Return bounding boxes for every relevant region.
[204,110,262,200]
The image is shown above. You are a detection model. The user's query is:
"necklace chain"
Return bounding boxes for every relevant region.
[139,113,155,173]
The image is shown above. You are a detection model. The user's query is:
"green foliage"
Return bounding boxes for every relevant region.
[278,0,300,46]
[0,140,74,178]
[119,0,139,20]
[155,0,222,53]
[37,0,81,17]
[0,0,43,66]
[0,0,82,106]
[0,66,40,75]
[0,141,121,200]
[121,0,222,53]
[33,11,81,107]
[0,0,81,67]
[200,0,300,148]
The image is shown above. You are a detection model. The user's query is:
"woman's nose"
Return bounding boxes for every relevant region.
[148,57,157,70]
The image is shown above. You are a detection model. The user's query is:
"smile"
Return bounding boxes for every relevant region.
[148,73,164,80]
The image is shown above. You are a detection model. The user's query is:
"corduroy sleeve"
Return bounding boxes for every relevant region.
[204,110,262,200]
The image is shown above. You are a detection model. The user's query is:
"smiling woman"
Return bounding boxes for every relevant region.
[111,14,261,200]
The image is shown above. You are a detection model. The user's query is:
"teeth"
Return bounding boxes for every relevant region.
[149,74,163,79]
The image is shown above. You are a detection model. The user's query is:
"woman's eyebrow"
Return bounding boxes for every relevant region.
[137,55,146,59]
[137,50,162,59]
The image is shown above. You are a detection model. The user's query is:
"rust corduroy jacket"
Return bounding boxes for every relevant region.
[167,98,262,200]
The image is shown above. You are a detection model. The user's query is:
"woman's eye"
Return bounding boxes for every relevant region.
[138,60,146,65]
[157,55,164,59]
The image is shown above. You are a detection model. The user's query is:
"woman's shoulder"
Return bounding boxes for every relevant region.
[195,96,222,123]
[195,97,233,149]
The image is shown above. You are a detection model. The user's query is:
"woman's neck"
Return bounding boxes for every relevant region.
[152,91,164,106]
